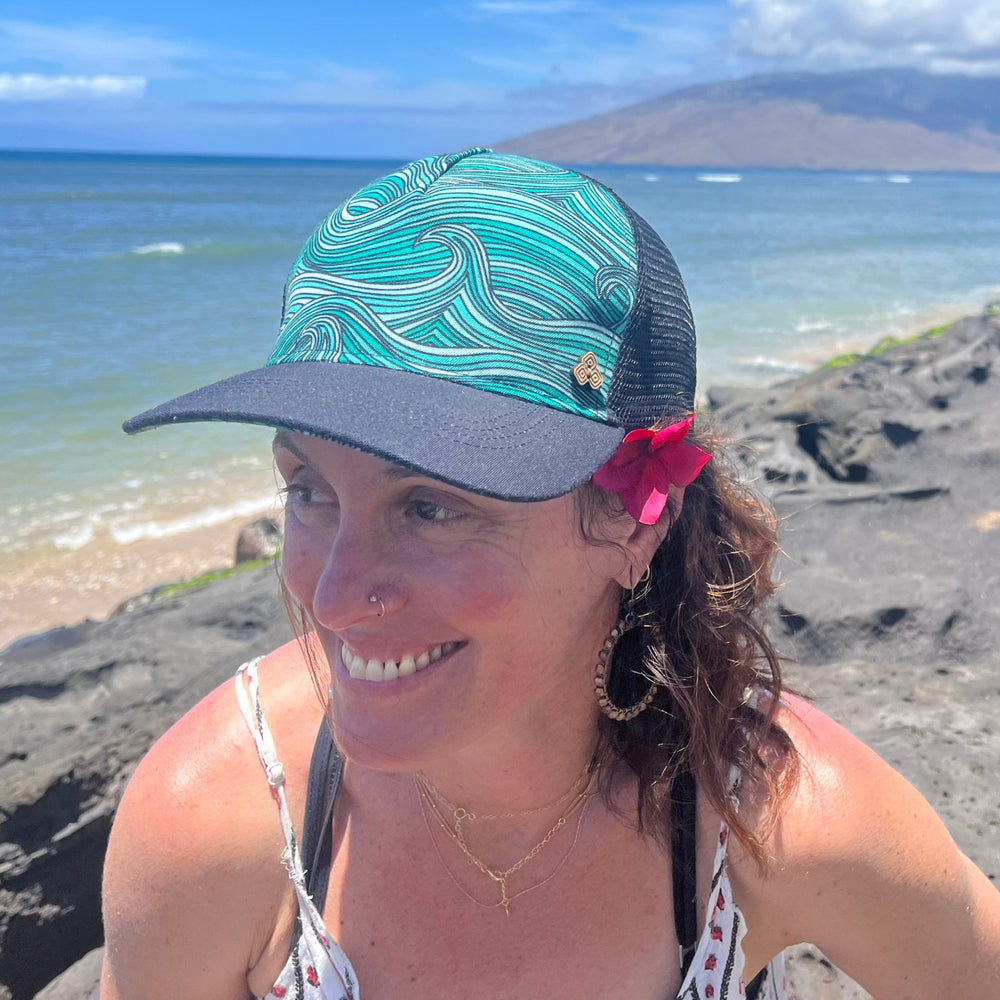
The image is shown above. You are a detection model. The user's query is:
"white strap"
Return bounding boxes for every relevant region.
[235,659,308,892]
[234,661,360,995]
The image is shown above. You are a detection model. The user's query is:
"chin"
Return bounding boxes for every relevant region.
[326,711,439,773]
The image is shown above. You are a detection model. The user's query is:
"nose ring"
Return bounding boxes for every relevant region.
[368,592,386,618]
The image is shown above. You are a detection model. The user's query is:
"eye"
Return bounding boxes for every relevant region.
[406,498,462,524]
[280,482,338,528]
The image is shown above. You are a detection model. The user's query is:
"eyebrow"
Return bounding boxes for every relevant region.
[272,430,311,465]
[271,431,423,483]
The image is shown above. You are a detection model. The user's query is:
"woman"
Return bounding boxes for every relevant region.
[103,148,1000,999]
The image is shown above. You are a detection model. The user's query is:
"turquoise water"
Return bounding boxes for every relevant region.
[2,151,999,560]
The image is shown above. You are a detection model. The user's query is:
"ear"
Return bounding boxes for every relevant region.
[612,485,685,590]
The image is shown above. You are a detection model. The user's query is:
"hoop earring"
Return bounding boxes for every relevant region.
[593,577,658,722]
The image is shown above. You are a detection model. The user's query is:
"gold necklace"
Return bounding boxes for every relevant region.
[416,762,592,823]
[414,768,597,916]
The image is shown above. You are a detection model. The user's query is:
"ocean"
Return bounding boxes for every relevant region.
[2,150,999,640]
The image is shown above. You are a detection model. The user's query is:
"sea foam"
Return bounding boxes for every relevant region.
[110,496,276,545]
[132,242,185,255]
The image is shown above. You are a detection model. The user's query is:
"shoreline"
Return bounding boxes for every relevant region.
[0,502,283,652]
[5,305,992,654]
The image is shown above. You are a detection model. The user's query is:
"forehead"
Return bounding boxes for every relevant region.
[272,430,420,481]
[270,429,591,529]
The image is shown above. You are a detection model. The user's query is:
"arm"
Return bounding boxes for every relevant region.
[100,656,307,999]
[735,695,1000,998]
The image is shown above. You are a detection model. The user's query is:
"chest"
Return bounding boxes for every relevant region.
[325,809,684,1000]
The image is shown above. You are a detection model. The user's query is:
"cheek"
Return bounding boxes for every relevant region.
[430,548,523,626]
[280,523,328,606]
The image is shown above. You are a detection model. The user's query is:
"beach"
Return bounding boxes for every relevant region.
[3,310,999,999]
[0,472,280,651]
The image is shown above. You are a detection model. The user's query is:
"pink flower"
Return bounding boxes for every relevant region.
[592,415,711,524]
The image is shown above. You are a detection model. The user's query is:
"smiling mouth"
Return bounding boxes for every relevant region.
[341,641,461,682]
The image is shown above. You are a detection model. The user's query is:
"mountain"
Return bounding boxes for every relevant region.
[495,69,1000,171]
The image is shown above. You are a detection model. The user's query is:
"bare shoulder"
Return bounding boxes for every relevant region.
[730,693,1000,997]
[101,639,328,999]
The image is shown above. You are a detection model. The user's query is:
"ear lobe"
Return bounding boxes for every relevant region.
[613,485,685,589]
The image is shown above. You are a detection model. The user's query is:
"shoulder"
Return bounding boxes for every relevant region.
[102,639,328,998]
[729,693,1000,996]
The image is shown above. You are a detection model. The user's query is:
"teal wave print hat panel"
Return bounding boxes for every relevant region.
[268,148,638,423]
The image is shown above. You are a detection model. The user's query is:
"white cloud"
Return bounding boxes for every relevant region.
[0,20,195,77]
[0,72,145,100]
[729,0,1000,74]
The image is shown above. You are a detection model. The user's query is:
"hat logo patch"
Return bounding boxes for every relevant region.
[573,351,604,389]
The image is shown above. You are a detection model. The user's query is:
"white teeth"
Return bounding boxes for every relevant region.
[343,642,458,682]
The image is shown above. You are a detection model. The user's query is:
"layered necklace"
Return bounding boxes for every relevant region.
[414,763,598,916]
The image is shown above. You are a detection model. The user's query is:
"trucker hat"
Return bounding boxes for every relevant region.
[124,147,696,501]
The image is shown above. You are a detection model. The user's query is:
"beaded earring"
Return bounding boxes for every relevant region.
[593,569,658,721]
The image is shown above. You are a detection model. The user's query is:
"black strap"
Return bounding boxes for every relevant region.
[671,768,698,979]
[288,718,343,953]
[302,719,343,905]
[671,768,767,996]
[745,969,765,999]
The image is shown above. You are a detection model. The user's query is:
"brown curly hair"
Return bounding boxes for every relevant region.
[578,423,796,865]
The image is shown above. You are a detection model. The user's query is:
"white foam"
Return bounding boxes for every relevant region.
[887,174,911,184]
[739,355,810,374]
[53,521,98,551]
[697,173,742,183]
[132,242,185,255]
[643,173,660,182]
[794,319,832,333]
[109,495,276,545]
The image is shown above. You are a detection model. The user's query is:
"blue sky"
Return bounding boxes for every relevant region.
[2,0,997,158]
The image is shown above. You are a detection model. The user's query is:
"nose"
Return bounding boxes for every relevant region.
[309,523,402,629]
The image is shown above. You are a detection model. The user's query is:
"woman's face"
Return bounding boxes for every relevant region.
[274,431,637,771]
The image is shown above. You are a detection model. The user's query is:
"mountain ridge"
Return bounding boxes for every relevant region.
[495,68,1000,171]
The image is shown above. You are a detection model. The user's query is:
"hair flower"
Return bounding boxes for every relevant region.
[592,415,711,525]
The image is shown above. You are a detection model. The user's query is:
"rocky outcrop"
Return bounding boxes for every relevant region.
[0,566,292,1000]
[709,310,1000,670]
[3,310,999,998]
[235,516,283,565]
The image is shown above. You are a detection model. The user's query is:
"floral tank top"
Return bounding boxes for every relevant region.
[236,660,786,1000]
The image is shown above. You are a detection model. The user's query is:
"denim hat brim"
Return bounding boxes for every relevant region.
[123,361,627,501]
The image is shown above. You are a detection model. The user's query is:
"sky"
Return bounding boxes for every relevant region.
[2,0,999,159]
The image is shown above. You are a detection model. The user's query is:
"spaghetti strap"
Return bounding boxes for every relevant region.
[235,660,359,999]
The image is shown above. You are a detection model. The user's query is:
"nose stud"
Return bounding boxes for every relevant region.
[368,592,386,618]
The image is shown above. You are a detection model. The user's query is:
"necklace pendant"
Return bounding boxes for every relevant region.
[499,879,511,917]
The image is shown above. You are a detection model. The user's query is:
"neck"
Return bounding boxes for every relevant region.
[418,698,601,815]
